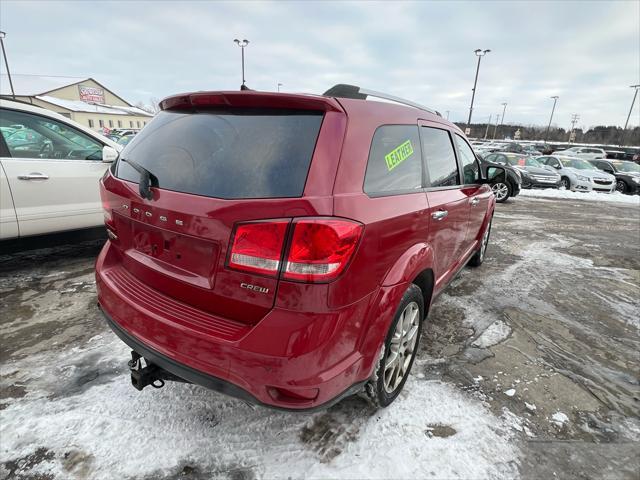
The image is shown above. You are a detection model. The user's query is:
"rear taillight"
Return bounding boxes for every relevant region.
[284,219,363,282]
[100,180,116,238]
[227,218,363,283]
[228,221,289,277]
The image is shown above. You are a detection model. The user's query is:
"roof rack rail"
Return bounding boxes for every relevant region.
[323,84,441,117]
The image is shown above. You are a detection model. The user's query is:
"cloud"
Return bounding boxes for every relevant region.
[1,0,638,128]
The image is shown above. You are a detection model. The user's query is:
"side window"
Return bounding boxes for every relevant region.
[495,154,507,165]
[484,154,496,162]
[364,125,422,195]
[0,109,103,160]
[454,135,480,184]
[421,127,459,188]
[547,158,559,168]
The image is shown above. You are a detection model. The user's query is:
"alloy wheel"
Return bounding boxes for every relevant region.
[491,182,509,201]
[616,180,626,193]
[383,301,420,394]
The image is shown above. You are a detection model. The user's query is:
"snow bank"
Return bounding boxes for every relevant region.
[0,335,520,480]
[518,188,640,205]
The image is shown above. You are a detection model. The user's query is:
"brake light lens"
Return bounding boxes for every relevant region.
[228,221,288,276]
[284,219,363,282]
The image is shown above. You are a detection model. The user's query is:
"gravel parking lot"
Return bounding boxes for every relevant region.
[1,196,638,480]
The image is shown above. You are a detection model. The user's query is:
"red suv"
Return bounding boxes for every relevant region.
[96,84,499,410]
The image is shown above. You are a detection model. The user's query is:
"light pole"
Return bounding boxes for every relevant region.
[0,31,15,99]
[621,84,640,145]
[466,49,491,132]
[544,96,559,143]
[277,82,283,92]
[233,38,249,89]
[492,114,501,140]
[445,110,450,120]
[498,102,507,139]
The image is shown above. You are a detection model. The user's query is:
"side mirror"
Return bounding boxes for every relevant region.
[481,165,506,184]
[102,145,119,163]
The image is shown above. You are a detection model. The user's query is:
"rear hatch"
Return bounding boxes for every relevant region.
[100,92,345,324]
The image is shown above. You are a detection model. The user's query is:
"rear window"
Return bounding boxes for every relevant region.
[115,109,324,199]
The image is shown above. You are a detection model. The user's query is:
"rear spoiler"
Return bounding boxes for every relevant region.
[160,91,344,113]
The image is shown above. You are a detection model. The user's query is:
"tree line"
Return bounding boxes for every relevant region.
[455,122,640,146]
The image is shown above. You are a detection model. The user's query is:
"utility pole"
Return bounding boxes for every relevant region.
[466,49,491,133]
[544,96,559,143]
[492,114,501,140]
[621,84,640,145]
[484,114,492,139]
[499,102,507,139]
[568,114,580,143]
[0,31,15,99]
[233,39,249,89]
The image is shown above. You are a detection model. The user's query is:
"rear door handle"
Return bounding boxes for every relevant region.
[18,173,49,180]
[470,197,480,206]
[431,210,449,221]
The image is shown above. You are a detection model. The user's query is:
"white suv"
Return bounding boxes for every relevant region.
[555,146,606,160]
[0,99,121,239]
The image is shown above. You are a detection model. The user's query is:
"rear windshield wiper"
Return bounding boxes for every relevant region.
[120,157,159,200]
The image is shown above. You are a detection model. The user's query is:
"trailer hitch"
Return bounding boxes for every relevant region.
[127,351,188,391]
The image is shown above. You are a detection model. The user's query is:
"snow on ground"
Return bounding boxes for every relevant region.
[518,188,640,205]
[472,320,512,349]
[0,333,521,480]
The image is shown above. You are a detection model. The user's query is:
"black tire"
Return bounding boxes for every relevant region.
[491,181,511,203]
[616,180,627,194]
[560,177,571,190]
[468,219,492,267]
[365,284,424,408]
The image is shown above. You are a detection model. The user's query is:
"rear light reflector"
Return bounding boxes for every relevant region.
[284,219,363,282]
[228,221,288,277]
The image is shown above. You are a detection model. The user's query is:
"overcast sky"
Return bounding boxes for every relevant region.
[1,1,639,129]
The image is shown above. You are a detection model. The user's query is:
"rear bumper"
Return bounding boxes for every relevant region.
[96,241,377,410]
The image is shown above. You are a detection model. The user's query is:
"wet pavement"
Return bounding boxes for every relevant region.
[1,196,639,479]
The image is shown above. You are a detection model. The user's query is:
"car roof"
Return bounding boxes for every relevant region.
[0,97,120,150]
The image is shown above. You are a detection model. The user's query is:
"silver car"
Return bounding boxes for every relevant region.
[536,155,616,192]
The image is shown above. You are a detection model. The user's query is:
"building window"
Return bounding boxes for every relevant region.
[99,120,104,128]
[118,120,122,128]
[130,121,134,128]
[108,120,113,128]
[88,119,94,128]
[137,121,141,128]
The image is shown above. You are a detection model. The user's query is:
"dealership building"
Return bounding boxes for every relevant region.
[0,74,153,132]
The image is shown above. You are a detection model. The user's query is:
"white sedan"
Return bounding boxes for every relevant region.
[0,99,121,240]
[553,146,606,160]
[537,155,616,192]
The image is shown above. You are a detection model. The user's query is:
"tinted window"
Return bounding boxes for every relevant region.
[421,127,459,188]
[364,125,422,195]
[0,109,103,160]
[454,134,480,184]
[116,109,323,199]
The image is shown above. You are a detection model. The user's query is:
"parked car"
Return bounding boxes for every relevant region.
[116,133,136,147]
[476,152,522,202]
[96,85,503,410]
[0,99,121,240]
[537,155,616,192]
[553,146,606,160]
[589,159,640,194]
[483,152,560,189]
